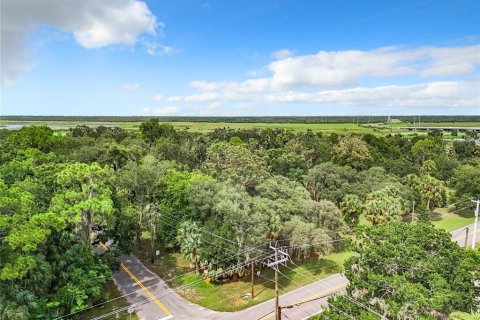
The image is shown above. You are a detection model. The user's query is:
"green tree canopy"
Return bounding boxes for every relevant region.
[203,141,268,191]
[363,185,404,224]
[450,163,480,202]
[319,223,480,320]
[304,162,355,204]
[139,118,177,144]
[333,136,372,169]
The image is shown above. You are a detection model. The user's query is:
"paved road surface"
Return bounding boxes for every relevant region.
[104,221,478,320]
[112,255,222,320]
[451,222,479,248]
[111,258,347,320]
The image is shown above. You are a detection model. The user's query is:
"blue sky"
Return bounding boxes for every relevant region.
[1,0,479,116]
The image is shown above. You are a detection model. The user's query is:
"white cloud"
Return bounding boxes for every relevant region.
[189,78,272,93]
[150,44,479,114]
[167,44,479,113]
[263,79,480,108]
[151,94,183,102]
[176,78,480,109]
[272,49,295,60]
[122,83,140,90]
[1,0,158,84]
[140,39,177,56]
[153,106,179,115]
[268,45,480,89]
[188,44,479,92]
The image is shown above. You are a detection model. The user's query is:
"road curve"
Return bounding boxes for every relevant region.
[107,222,478,320]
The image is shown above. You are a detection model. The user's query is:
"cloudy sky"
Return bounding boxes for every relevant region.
[1,0,479,116]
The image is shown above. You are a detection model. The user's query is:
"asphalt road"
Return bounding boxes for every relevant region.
[111,258,347,320]
[104,222,478,320]
[113,255,222,320]
[451,222,480,248]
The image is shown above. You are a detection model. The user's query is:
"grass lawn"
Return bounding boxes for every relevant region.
[77,280,139,320]
[358,207,475,233]
[132,240,354,312]
[430,207,475,232]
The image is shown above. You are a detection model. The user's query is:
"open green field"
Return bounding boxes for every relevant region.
[169,121,378,133]
[385,121,480,128]
[1,119,478,135]
[132,240,353,312]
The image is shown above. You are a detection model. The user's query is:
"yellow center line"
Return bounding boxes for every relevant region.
[120,263,171,315]
[258,311,275,320]
[258,281,348,320]
[100,242,171,316]
[301,281,348,302]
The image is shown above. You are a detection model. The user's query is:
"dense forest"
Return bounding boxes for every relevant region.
[1,119,479,319]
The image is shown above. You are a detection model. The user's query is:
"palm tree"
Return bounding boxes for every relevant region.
[419,175,445,210]
[176,221,202,274]
[144,203,159,263]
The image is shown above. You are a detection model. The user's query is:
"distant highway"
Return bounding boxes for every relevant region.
[401,126,480,131]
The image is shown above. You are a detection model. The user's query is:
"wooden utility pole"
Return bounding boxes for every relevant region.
[261,244,289,320]
[471,199,480,249]
[251,262,255,299]
[464,227,470,248]
[274,244,281,320]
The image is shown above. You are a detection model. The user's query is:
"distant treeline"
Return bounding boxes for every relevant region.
[1,115,479,123]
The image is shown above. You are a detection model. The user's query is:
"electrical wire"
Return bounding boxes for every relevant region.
[285,261,386,319]
[54,240,271,320]
[87,253,272,320]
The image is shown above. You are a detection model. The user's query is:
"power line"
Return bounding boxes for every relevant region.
[326,302,356,320]
[172,272,282,320]
[54,240,271,320]
[62,208,348,319]
[89,246,348,319]
[161,211,256,249]
[280,238,345,249]
[69,206,345,319]
[88,255,270,320]
[400,203,474,222]
[274,268,355,320]
[285,261,386,319]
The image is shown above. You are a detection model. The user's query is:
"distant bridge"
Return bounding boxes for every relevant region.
[401,126,480,132]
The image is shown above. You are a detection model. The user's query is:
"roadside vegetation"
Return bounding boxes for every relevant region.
[315,223,480,320]
[0,118,479,319]
[78,281,139,320]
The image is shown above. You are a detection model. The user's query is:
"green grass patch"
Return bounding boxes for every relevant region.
[2,119,477,136]
[175,251,354,312]
[384,121,480,128]
[77,280,139,320]
[358,207,474,233]
[133,239,353,312]
[430,207,475,232]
